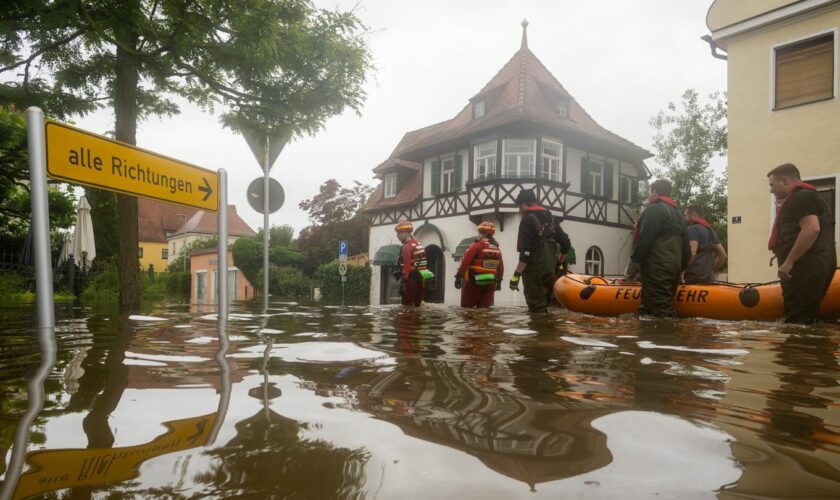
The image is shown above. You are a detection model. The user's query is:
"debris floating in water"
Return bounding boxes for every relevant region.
[561,336,618,348]
[637,341,749,356]
[503,328,537,335]
[128,315,167,321]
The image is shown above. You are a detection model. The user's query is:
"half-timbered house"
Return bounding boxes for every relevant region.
[366,23,652,306]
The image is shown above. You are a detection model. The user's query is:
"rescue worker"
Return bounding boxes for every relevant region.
[393,220,433,307]
[454,222,504,308]
[683,204,727,284]
[767,163,836,324]
[630,179,690,317]
[509,189,571,313]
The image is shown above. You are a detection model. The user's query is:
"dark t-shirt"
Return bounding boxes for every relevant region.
[684,223,719,282]
[776,189,833,265]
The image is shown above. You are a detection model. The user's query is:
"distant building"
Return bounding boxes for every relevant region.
[365,22,651,305]
[190,247,255,303]
[166,205,257,270]
[705,0,840,282]
[138,199,198,272]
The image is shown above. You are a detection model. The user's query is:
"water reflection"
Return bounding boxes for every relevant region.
[0,302,837,497]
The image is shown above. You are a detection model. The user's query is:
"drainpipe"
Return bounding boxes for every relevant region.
[701,35,727,60]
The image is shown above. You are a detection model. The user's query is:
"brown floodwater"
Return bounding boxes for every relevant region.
[0,300,839,499]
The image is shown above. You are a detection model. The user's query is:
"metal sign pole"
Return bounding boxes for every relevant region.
[217,169,228,320]
[26,107,55,329]
[263,135,270,311]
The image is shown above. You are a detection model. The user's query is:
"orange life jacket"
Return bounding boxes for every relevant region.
[467,241,501,282]
[400,239,428,274]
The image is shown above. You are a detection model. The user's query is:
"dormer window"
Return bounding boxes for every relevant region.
[474,100,485,119]
[557,100,568,118]
[384,173,397,198]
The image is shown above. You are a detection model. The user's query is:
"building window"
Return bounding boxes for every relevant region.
[774,32,835,110]
[474,100,485,119]
[557,100,569,118]
[162,248,169,259]
[384,172,397,198]
[585,246,604,276]
[474,141,497,180]
[441,156,456,193]
[619,174,637,203]
[808,176,837,232]
[541,139,563,181]
[138,247,144,258]
[581,158,614,198]
[431,154,462,194]
[502,139,536,178]
[196,271,207,302]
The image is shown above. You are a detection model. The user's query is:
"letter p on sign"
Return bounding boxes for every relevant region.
[339,240,348,261]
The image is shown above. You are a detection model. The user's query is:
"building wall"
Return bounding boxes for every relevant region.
[138,241,169,273]
[168,234,242,270]
[369,214,632,306]
[190,250,254,304]
[707,0,800,31]
[725,10,840,282]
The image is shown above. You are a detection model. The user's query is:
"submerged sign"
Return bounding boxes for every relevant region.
[45,121,218,212]
[13,413,217,499]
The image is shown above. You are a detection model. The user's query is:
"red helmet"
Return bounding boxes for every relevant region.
[395,220,413,233]
[477,221,495,236]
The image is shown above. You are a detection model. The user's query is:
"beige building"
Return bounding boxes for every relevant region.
[706,0,840,282]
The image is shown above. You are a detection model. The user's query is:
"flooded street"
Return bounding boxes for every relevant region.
[1,302,839,499]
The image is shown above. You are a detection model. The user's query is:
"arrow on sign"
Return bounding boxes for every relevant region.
[199,177,213,201]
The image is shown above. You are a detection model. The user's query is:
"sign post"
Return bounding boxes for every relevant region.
[26,109,228,322]
[338,240,348,305]
[27,107,55,329]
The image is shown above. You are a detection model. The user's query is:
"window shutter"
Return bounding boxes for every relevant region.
[431,160,440,195]
[453,155,462,192]
[632,179,640,203]
[775,34,834,109]
[581,158,591,194]
[604,163,614,199]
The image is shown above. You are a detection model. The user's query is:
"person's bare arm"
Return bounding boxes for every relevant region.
[778,215,820,280]
[714,243,727,271]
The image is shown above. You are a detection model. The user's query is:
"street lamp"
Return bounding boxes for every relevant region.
[175,213,188,272]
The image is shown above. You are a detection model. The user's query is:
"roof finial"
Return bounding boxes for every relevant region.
[520,19,529,50]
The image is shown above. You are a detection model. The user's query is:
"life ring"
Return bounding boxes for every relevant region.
[553,270,840,321]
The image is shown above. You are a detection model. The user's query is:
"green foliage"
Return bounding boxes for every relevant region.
[265,265,312,298]
[315,262,370,303]
[0,273,33,301]
[165,270,191,299]
[80,261,120,303]
[0,107,77,255]
[297,180,373,274]
[232,224,304,289]
[167,236,219,272]
[650,89,728,244]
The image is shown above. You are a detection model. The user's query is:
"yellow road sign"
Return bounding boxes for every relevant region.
[13,413,217,499]
[46,121,218,212]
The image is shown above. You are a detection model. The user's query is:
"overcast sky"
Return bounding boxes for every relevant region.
[71,0,726,236]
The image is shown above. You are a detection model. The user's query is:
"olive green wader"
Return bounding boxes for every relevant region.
[523,238,558,313]
[639,233,683,317]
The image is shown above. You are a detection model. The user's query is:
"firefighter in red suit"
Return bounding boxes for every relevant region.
[393,221,432,306]
[454,222,504,308]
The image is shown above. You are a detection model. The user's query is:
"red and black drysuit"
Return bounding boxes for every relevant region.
[769,181,836,323]
[516,205,571,313]
[457,238,504,308]
[396,237,428,307]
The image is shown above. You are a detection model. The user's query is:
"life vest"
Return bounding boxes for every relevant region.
[467,240,501,284]
[397,239,428,274]
[689,219,715,254]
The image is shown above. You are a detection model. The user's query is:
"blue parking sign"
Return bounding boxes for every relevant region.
[338,240,348,260]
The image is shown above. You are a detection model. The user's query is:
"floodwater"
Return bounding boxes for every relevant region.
[1,301,839,499]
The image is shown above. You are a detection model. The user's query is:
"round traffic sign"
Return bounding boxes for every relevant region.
[338,263,348,275]
[247,177,284,214]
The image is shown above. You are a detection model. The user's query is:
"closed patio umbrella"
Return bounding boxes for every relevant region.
[71,196,96,271]
[57,232,73,267]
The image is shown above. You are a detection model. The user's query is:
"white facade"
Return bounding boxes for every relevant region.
[369,214,634,306]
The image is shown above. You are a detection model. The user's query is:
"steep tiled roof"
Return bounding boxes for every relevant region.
[394,45,650,159]
[170,205,257,238]
[138,199,198,243]
[364,171,423,211]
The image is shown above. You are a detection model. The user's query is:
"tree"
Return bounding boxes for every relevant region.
[650,89,728,241]
[1,0,372,312]
[297,179,373,274]
[232,224,309,297]
[0,106,76,255]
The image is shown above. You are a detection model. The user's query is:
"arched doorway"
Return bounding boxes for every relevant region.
[424,244,445,303]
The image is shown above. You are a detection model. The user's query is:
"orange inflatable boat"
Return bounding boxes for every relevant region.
[553,270,840,321]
